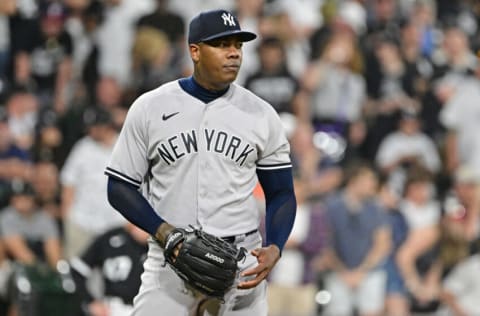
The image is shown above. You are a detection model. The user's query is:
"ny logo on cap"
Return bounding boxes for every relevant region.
[221,12,236,27]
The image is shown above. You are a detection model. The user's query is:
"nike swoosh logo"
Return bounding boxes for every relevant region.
[162,112,179,121]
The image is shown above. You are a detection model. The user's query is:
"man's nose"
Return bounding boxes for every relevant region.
[226,45,241,57]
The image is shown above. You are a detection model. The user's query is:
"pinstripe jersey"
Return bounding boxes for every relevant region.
[105,80,291,237]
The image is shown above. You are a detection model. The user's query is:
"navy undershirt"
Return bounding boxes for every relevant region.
[257,168,296,252]
[178,76,228,103]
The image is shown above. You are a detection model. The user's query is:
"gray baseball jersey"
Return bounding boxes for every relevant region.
[105,80,291,237]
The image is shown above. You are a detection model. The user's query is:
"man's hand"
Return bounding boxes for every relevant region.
[237,244,280,289]
[340,269,365,289]
[88,300,110,316]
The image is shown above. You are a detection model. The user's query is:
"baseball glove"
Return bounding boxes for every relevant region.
[162,226,247,299]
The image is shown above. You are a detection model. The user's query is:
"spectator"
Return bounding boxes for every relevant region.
[365,33,414,106]
[13,1,73,114]
[303,28,369,166]
[0,180,63,316]
[423,22,477,141]
[434,22,477,79]
[398,17,434,94]
[53,75,125,168]
[439,164,480,274]
[136,0,186,72]
[131,27,180,94]
[363,32,424,159]
[70,222,148,316]
[440,249,480,316]
[320,161,391,316]
[244,36,300,115]
[0,180,62,268]
[299,31,366,148]
[375,108,441,194]
[60,107,125,259]
[439,75,480,175]
[396,167,442,314]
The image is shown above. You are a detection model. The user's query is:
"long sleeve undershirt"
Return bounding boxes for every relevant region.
[256,167,296,252]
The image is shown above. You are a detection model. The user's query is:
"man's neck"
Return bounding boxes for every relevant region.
[344,187,363,212]
[178,76,229,103]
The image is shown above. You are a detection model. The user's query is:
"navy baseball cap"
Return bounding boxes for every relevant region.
[188,9,257,44]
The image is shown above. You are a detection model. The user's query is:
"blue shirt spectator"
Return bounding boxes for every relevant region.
[325,190,389,269]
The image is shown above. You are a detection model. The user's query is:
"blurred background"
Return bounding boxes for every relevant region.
[1,0,480,315]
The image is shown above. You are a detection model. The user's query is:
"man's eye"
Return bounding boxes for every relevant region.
[222,42,242,49]
[206,39,242,48]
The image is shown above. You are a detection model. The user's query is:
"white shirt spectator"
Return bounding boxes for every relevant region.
[376,130,441,172]
[443,254,480,316]
[310,63,366,122]
[400,200,441,229]
[440,77,480,174]
[60,136,125,233]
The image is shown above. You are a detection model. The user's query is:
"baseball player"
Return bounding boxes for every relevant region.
[69,222,148,316]
[105,9,297,316]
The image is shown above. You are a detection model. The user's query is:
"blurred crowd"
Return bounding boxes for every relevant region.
[0,0,480,315]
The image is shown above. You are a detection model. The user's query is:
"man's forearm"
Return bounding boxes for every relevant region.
[44,238,62,268]
[257,168,296,253]
[107,176,164,236]
[441,291,468,316]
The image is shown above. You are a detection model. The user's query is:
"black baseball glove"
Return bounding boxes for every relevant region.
[162,226,247,299]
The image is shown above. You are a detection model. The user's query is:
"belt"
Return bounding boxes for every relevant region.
[222,229,258,243]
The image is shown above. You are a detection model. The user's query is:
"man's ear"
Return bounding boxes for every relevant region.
[190,44,200,63]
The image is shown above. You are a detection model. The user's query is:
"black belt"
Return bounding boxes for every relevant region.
[222,229,258,243]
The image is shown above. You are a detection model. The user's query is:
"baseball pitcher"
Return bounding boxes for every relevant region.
[105,9,297,316]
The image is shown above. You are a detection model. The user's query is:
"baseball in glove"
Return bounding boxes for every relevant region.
[162,226,247,299]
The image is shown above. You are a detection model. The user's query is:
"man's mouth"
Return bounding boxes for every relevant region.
[224,64,240,70]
